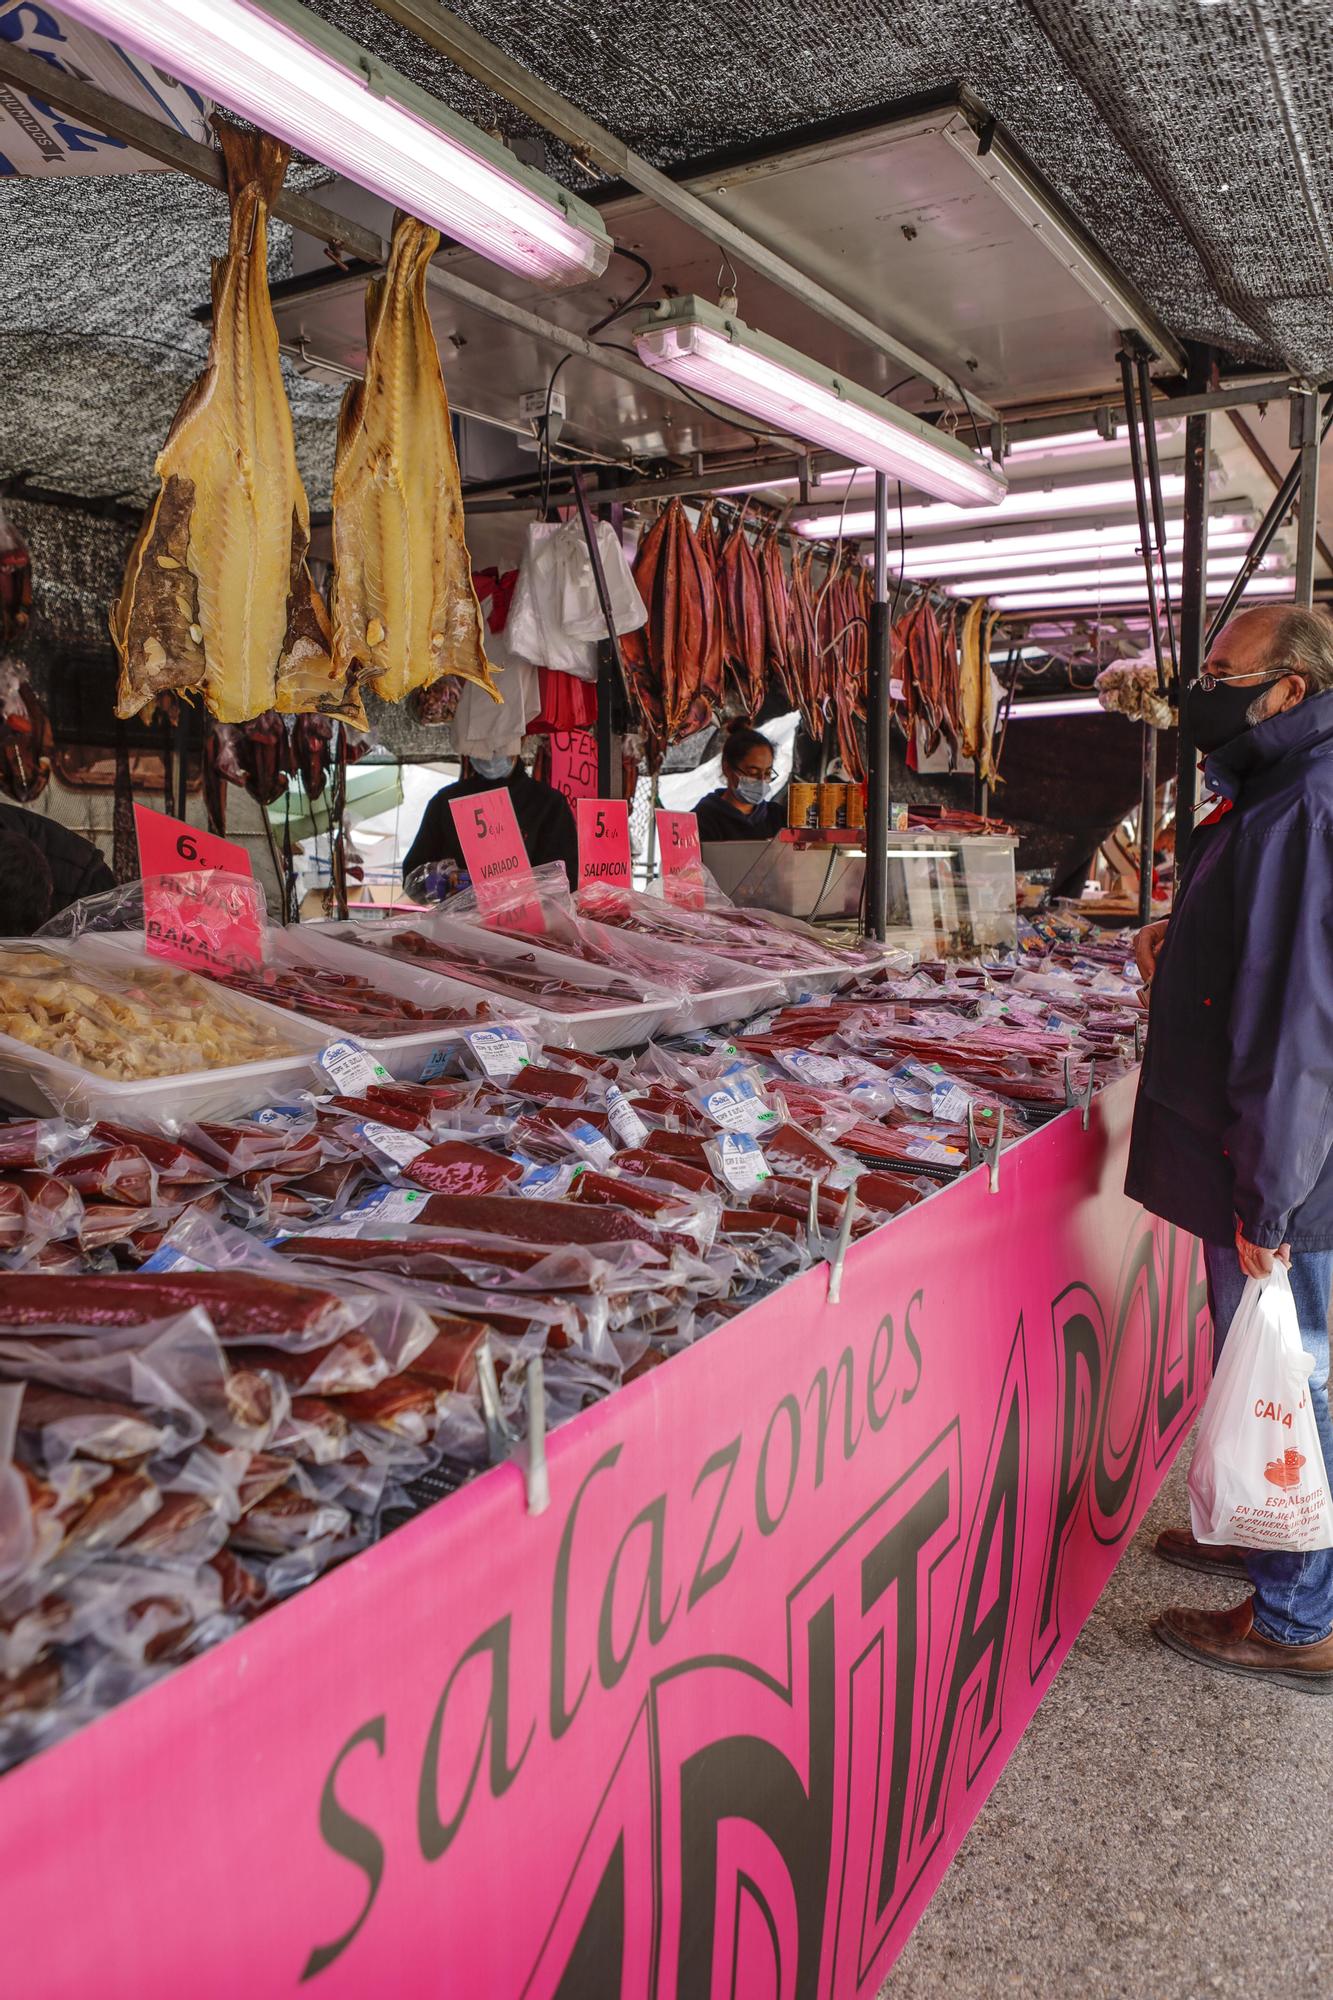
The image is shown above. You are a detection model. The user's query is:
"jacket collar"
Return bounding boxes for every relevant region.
[1204,690,1333,801]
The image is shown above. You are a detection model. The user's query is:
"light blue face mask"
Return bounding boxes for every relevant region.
[735,774,770,805]
[471,755,515,781]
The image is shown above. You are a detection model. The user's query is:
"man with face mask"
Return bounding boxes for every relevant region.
[402,751,579,889]
[1127,602,1333,1689]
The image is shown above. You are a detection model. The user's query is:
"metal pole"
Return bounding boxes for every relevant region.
[1135,350,1180,682]
[1293,389,1321,609]
[569,469,628,800]
[1175,371,1212,871]
[1118,348,1169,696]
[1138,724,1157,926]
[1207,391,1333,646]
[594,503,621,796]
[864,473,892,942]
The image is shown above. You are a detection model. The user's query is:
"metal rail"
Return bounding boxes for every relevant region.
[864,473,892,941]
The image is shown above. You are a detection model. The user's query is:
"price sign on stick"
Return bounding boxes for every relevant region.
[576,798,631,891]
[449,786,543,932]
[655,809,706,911]
[132,804,264,977]
[549,729,599,806]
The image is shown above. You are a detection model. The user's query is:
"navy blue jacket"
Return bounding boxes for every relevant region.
[1127,693,1333,1251]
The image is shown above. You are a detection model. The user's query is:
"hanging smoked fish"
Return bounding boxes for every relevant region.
[758,530,796,713]
[785,547,823,738]
[111,121,363,729]
[332,213,499,710]
[717,505,766,719]
[620,499,717,765]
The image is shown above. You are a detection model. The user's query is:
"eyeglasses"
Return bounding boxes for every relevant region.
[1195,665,1291,692]
[735,765,774,779]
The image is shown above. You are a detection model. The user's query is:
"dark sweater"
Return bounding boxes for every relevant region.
[402,768,579,888]
[0,802,114,918]
[694,788,786,843]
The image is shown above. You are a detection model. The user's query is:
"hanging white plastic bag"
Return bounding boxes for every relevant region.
[1188,1266,1333,1553]
[507,521,647,679]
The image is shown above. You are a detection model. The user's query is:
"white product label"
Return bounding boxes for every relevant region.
[605,1083,649,1149]
[354,1185,432,1223]
[464,1026,531,1079]
[570,1120,616,1169]
[776,1049,846,1087]
[319,1039,390,1092]
[251,1103,309,1128]
[357,1123,430,1169]
[517,1162,581,1198]
[900,1137,965,1165]
[931,1082,971,1123]
[702,1081,777,1136]
[889,677,906,702]
[717,1133,771,1191]
[139,1244,210,1272]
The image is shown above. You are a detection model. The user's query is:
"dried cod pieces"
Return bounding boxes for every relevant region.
[111,122,366,730]
[331,213,499,708]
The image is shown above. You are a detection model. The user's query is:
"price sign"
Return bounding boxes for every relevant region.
[655,809,706,911]
[132,804,264,977]
[449,786,542,931]
[549,729,599,805]
[576,798,631,890]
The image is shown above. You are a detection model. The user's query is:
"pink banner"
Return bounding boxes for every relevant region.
[0,1076,1207,1996]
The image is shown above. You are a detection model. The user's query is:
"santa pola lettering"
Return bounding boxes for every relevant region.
[300,1182,1205,1995]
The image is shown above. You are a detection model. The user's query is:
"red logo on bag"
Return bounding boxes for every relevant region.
[1264,1448,1306,1490]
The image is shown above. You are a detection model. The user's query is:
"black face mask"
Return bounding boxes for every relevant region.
[1186,673,1285,754]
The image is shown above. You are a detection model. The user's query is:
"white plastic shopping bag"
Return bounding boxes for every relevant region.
[1188,1266,1333,1552]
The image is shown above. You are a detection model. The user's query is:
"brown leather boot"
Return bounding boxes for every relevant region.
[1152,1598,1333,1692]
[1152,1526,1248,1577]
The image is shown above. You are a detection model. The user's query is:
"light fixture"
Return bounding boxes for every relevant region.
[941,555,1283,598]
[1005,696,1106,719]
[54,0,612,288]
[634,297,1008,509]
[991,575,1295,612]
[906,527,1261,580]
[794,473,1190,539]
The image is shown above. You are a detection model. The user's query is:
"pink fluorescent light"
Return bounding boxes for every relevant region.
[54,0,612,288]
[907,527,1258,580]
[942,555,1281,597]
[635,298,1007,509]
[992,575,1295,612]
[795,473,1189,538]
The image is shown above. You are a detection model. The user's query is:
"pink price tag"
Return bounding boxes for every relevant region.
[577,798,631,890]
[549,728,599,806]
[655,809,706,911]
[450,786,543,931]
[132,805,265,978]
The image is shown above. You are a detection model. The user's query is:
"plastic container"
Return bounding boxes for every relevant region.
[0,938,330,1126]
[318,917,676,1056]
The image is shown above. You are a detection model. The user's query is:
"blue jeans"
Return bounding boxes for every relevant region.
[1204,1242,1333,1645]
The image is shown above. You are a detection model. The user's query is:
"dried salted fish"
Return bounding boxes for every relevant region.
[111,123,356,728]
[332,213,498,708]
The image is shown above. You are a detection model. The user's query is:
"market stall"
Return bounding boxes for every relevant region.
[1,0,1331,1989]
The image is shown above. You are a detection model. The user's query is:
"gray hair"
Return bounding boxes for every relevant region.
[1263,607,1333,694]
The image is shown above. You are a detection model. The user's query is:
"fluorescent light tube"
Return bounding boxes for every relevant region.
[634,296,1007,509]
[906,528,1259,580]
[55,0,612,287]
[1005,697,1107,719]
[941,555,1282,598]
[992,575,1295,611]
[795,473,1189,539]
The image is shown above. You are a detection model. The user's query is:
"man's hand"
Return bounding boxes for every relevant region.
[1235,1227,1291,1279]
[1133,919,1169,1008]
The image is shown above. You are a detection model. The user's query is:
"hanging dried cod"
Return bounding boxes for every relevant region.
[111,122,364,729]
[332,214,498,708]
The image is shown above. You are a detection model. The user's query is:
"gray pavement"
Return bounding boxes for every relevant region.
[881,1455,1333,2000]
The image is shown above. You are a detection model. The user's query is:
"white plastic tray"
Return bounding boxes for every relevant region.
[318,916,677,1056]
[0,938,331,1126]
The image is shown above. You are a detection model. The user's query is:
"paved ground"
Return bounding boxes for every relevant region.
[881,1455,1333,2000]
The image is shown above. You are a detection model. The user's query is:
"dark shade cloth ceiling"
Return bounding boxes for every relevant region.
[2,0,1332,514]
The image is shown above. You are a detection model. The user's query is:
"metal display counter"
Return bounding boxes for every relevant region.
[704,830,1020,954]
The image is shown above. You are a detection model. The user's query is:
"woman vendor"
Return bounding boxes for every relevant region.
[693,725,786,842]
